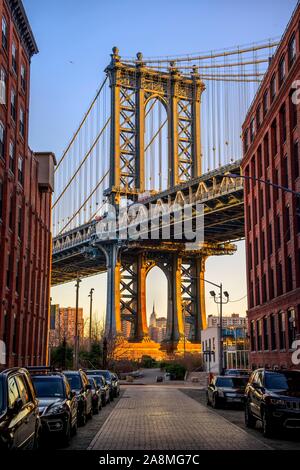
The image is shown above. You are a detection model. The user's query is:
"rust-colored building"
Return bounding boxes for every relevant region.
[241,4,300,369]
[49,306,85,348]
[0,0,55,367]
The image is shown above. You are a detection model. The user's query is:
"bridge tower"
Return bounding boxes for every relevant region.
[101,48,208,358]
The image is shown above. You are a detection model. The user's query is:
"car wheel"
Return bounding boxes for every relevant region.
[32,425,41,450]
[71,418,77,436]
[88,406,93,419]
[102,397,106,407]
[212,394,219,409]
[245,403,256,428]
[93,404,99,415]
[262,410,274,438]
[62,420,71,447]
[206,393,211,406]
[79,411,86,427]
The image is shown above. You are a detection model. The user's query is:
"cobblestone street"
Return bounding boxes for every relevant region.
[88,386,271,450]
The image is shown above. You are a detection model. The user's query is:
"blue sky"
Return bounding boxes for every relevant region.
[22,0,297,324]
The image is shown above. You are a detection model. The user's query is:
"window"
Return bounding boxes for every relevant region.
[15,375,30,404]
[285,205,290,241]
[256,104,261,130]
[271,314,277,350]
[0,179,3,220]
[283,155,289,188]
[0,121,5,160]
[8,377,21,408]
[290,91,298,129]
[250,118,255,142]
[257,145,262,177]
[18,206,22,238]
[257,320,262,351]
[288,33,296,69]
[21,64,26,91]
[286,255,293,291]
[0,68,6,105]
[18,157,23,185]
[248,242,252,269]
[270,74,276,103]
[279,312,286,350]
[279,55,286,86]
[264,133,269,167]
[269,268,274,299]
[9,141,14,172]
[280,104,286,143]
[12,43,17,74]
[287,309,296,348]
[262,273,267,303]
[2,17,7,51]
[15,258,20,293]
[243,129,248,153]
[263,317,269,350]
[276,214,281,247]
[274,168,279,200]
[253,198,257,225]
[19,107,24,138]
[268,224,273,254]
[10,89,16,121]
[254,237,259,266]
[277,263,283,296]
[250,321,255,351]
[271,119,277,156]
[263,90,268,116]
[261,233,265,260]
[9,195,13,229]
[249,281,254,308]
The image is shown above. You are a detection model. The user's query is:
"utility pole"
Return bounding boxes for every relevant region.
[88,288,95,351]
[73,277,81,370]
[210,283,229,375]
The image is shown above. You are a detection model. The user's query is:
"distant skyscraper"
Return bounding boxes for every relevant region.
[49,306,84,347]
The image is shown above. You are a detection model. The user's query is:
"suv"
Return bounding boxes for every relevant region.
[245,368,300,437]
[30,371,77,446]
[207,375,248,408]
[63,370,93,426]
[88,374,110,406]
[86,370,114,401]
[0,368,40,449]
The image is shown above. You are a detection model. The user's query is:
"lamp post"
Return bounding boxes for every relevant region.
[73,277,81,370]
[209,285,229,375]
[88,288,95,351]
[228,172,300,199]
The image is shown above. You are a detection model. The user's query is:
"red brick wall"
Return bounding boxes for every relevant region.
[0,0,52,367]
[241,4,300,370]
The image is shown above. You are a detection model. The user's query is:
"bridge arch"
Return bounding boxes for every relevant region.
[144,97,169,192]
[146,263,171,342]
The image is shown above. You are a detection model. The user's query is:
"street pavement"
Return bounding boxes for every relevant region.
[88,385,271,450]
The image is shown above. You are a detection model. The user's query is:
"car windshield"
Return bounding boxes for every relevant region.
[265,372,300,391]
[32,377,65,398]
[88,378,96,388]
[98,371,111,380]
[216,377,248,388]
[0,376,5,412]
[64,374,81,391]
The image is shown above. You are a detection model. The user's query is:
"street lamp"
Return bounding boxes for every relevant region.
[203,278,229,375]
[73,277,82,370]
[88,288,95,351]
[228,172,300,199]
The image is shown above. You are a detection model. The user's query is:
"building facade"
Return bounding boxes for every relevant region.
[207,313,247,328]
[0,0,55,367]
[241,4,300,369]
[49,306,84,348]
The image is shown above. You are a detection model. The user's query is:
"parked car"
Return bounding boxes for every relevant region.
[110,372,120,397]
[87,374,110,407]
[88,377,102,414]
[63,370,93,426]
[86,370,114,401]
[207,375,248,408]
[0,368,40,449]
[245,368,300,437]
[30,371,77,446]
[225,369,250,377]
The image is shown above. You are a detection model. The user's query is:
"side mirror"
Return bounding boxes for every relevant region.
[252,382,262,390]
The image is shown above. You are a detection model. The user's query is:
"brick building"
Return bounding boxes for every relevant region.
[0,0,55,367]
[241,3,300,369]
[49,306,84,348]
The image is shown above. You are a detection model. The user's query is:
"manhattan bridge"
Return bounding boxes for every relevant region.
[51,40,278,358]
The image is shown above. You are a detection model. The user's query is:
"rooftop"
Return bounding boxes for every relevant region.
[6,0,38,58]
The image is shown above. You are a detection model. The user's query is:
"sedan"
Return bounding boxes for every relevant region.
[207,375,249,408]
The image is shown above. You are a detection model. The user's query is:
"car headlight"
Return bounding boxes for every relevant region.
[218,390,224,397]
[47,405,66,415]
[269,398,286,407]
